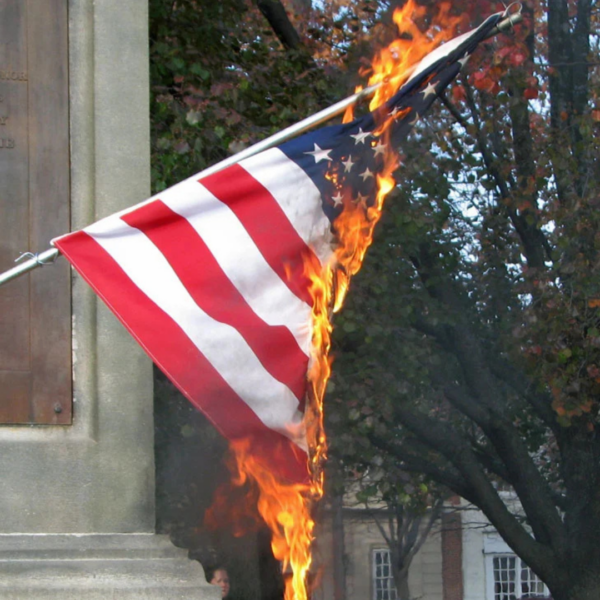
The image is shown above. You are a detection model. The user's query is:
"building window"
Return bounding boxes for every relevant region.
[489,554,548,600]
[372,549,398,600]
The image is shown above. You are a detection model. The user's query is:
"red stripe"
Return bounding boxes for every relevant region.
[55,230,310,485]
[121,200,309,402]
[200,164,321,308]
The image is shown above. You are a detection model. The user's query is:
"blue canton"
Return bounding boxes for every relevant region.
[279,12,503,223]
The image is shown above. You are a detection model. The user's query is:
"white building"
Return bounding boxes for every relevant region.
[312,497,550,600]
[462,502,550,600]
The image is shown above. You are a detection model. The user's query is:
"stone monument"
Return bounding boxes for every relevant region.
[0,0,219,597]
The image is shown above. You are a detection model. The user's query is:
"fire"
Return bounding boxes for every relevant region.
[227,440,316,600]
[367,1,462,112]
[209,3,463,598]
[335,0,462,308]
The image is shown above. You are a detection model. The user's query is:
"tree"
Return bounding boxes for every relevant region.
[327,1,600,600]
[149,0,349,194]
[353,468,444,599]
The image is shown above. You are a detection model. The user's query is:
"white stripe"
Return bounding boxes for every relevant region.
[406,16,500,85]
[240,148,335,266]
[54,138,334,270]
[85,216,308,452]
[405,31,471,84]
[157,178,312,356]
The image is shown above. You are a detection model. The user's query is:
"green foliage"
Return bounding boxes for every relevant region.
[149,0,347,192]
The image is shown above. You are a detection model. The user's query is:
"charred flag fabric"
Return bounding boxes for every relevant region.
[53,12,504,484]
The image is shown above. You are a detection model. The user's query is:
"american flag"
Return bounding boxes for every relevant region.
[53,12,503,484]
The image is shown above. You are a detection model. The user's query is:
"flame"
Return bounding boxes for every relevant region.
[333,0,463,311]
[366,1,463,112]
[209,3,463,598]
[227,440,316,600]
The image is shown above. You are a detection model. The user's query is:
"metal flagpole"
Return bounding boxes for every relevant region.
[0,249,61,286]
[0,8,522,289]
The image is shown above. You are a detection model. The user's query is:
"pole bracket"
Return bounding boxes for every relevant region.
[15,251,59,267]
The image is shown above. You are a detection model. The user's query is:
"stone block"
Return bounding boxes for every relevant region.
[0,534,220,599]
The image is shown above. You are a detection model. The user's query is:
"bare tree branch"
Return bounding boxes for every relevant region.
[254,0,302,50]
[387,403,558,581]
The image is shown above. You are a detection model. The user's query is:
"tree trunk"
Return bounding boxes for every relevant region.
[331,490,347,600]
[551,568,600,600]
[255,0,302,50]
[394,566,410,600]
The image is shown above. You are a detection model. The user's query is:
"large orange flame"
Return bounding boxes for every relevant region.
[211,3,463,598]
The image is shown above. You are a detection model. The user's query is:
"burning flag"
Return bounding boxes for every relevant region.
[52,5,512,598]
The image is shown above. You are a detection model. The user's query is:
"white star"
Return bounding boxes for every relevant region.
[359,167,374,181]
[304,143,332,163]
[459,54,471,69]
[372,141,386,157]
[332,192,344,207]
[350,128,371,145]
[389,106,402,118]
[354,192,369,205]
[342,156,356,172]
[422,81,438,98]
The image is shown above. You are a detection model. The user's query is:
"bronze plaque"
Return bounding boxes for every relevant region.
[0,0,72,424]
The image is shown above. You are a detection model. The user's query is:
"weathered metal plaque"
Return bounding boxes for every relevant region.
[0,0,72,424]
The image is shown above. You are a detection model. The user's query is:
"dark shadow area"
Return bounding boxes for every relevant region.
[154,366,285,600]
